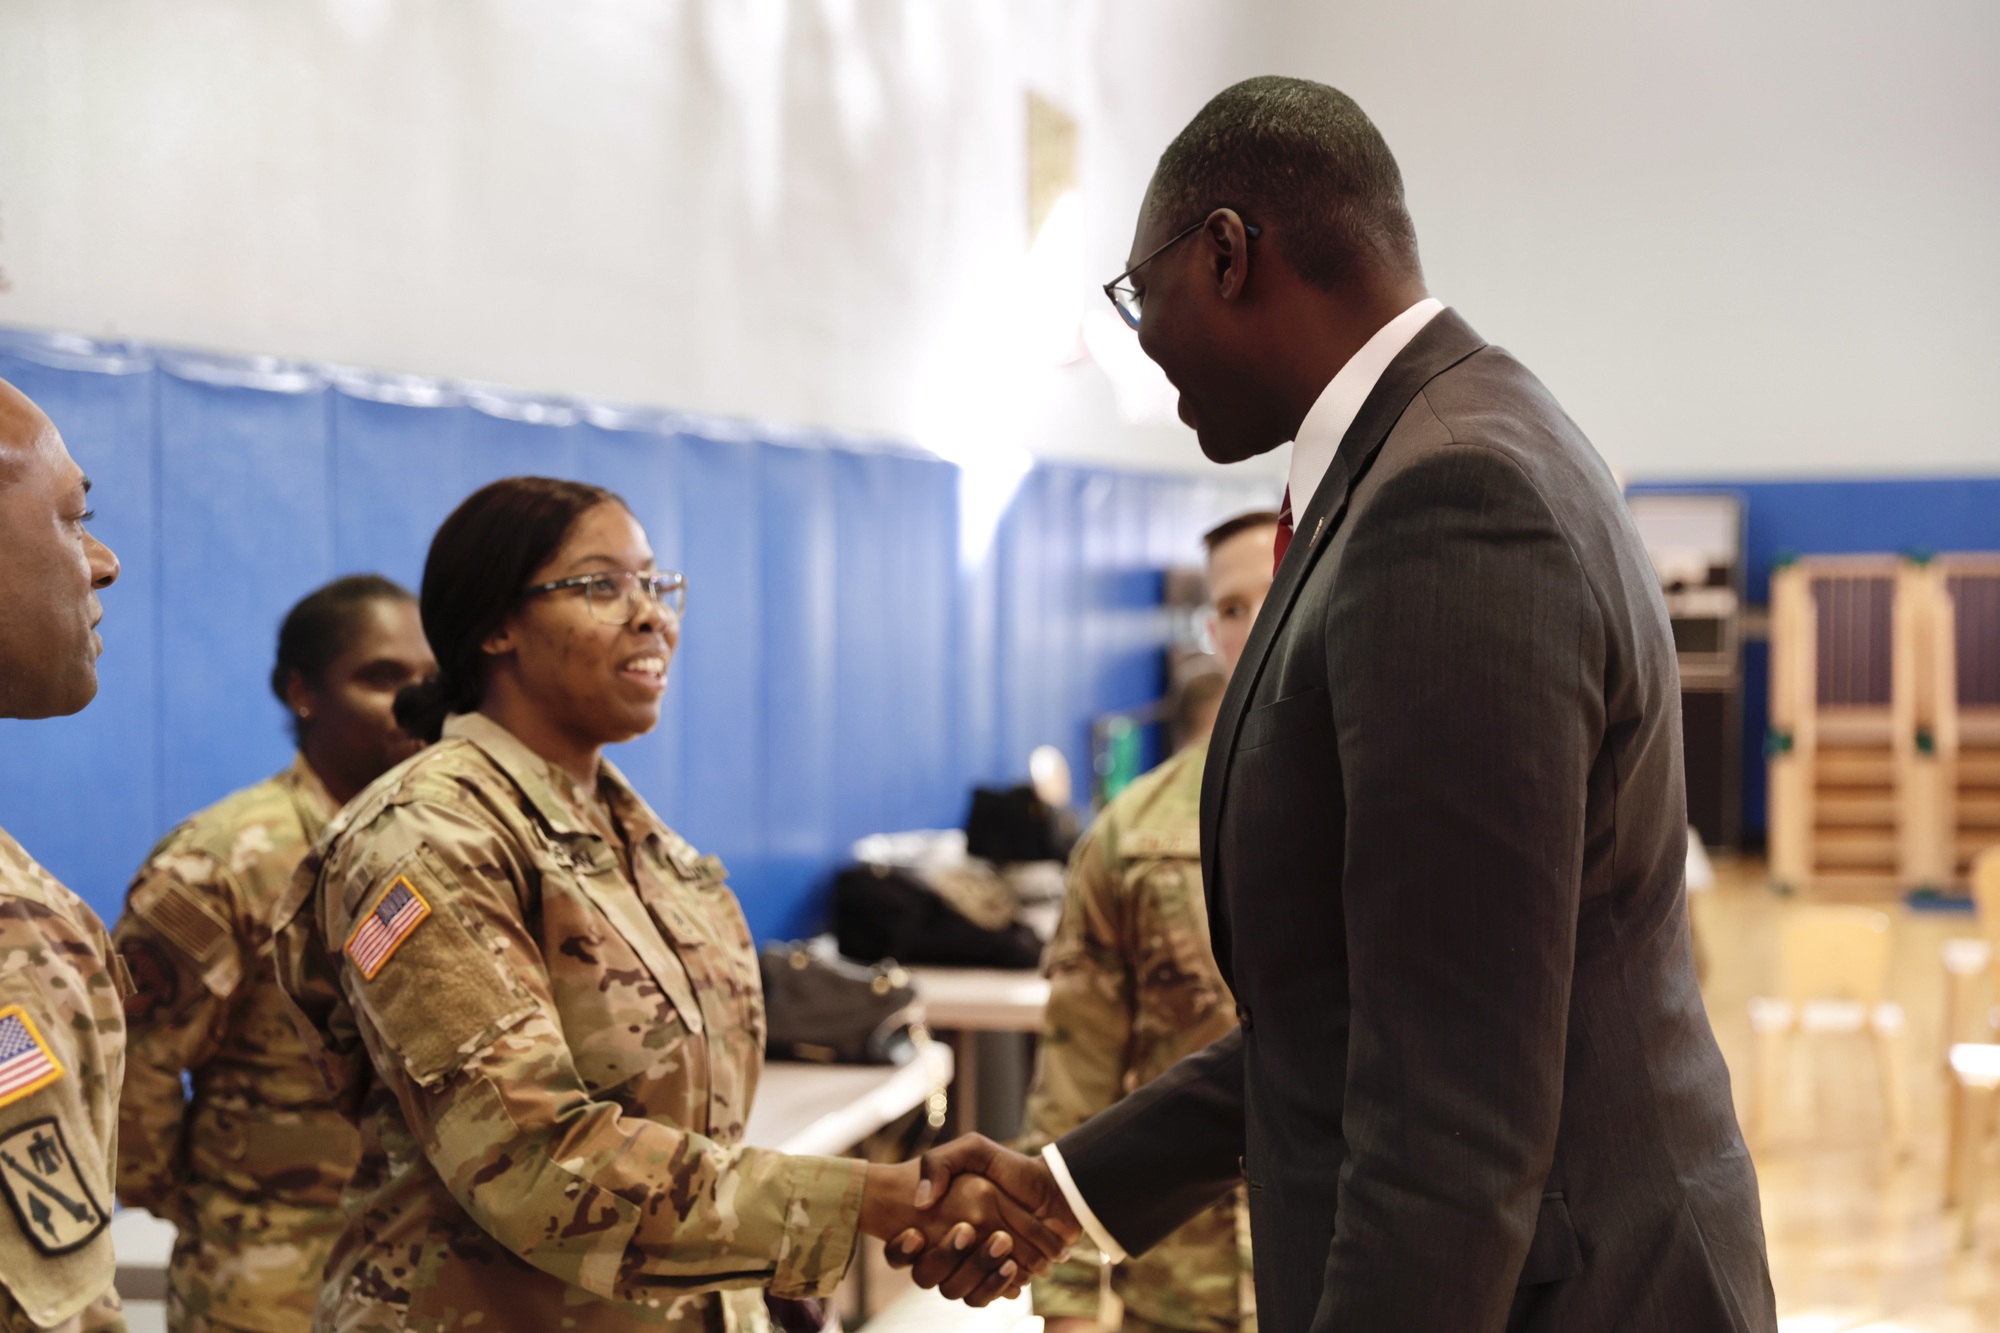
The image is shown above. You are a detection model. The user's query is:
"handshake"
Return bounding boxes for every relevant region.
[855,1134,1084,1305]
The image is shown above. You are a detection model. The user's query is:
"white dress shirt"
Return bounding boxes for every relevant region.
[1287,296,1445,520]
[1039,294,1446,1264]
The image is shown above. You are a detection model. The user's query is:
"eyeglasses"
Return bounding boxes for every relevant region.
[521,569,687,625]
[1101,216,1261,329]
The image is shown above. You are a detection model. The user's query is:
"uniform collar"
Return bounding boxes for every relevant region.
[285,753,341,844]
[440,711,647,842]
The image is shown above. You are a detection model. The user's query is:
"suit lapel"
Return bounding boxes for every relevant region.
[1198,310,1488,969]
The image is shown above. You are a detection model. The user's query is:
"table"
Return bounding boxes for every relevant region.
[748,1039,953,1154]
[908,967,1050,1136]
[111,1040,954,1329]
[907,967,1050,1032]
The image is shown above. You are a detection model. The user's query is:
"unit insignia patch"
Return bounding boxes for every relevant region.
[0,1117,107,1256]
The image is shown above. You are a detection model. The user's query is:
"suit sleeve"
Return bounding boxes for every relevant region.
[1318,444,1603,1329]
[1052,1026,1246,1257]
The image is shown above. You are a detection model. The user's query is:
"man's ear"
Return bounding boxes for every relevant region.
[1206,208,1254,302]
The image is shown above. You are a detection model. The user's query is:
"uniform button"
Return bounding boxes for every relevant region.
[1235,1003,1253,1029]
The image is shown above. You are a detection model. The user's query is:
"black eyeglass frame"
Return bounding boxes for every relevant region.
[521,569,688,624]
[1101,214,1262,329]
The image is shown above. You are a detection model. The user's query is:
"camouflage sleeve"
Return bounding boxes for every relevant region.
[109,853,243,1221]
[0,890,124,1331]
[1019,819,1132,1319]
[328,802,866,1304]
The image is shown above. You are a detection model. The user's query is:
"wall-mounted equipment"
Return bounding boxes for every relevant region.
[1627,493,1746,850]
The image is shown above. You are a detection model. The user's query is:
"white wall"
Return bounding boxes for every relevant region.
[1,0,1993,481]
[0,0,1261,480]
[1249,0,2000,478]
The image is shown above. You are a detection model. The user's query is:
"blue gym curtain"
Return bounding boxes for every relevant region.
[0,327,1272,939]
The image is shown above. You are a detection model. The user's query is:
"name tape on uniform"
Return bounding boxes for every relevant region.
[345,876,432,980]
[0,1008,62,1110]
[0,1117,106,1255]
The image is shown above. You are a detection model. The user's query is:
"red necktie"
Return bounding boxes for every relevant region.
[1272,486,1294,573]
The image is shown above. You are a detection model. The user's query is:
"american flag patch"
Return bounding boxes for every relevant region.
[345,877,432,980]
[0,1007,63,1109]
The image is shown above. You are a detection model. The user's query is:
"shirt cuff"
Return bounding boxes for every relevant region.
[1040,1142,1128,1263]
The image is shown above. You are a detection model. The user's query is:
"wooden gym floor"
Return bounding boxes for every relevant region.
[1694,857,1999,1332]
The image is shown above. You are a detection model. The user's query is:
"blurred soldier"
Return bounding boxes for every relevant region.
[273,477,1069,1331]
[0,377,128,1332]
[113,575,434,1333]
[1019,510,1277,1333]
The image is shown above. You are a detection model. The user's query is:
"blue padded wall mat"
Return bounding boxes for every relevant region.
[156,361,335,818]
[1628,477,2000,604]
[0,326,1272,938]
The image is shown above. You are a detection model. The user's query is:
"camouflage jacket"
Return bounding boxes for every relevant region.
[112,755,360,1333]
[274,712,866,1333]
[1018,742,1254,1333]
[0,827,129,1333]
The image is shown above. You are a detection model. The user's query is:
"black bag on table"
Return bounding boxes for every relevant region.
[758,942,923,1065]
[965,784,1075,864]
[832,863,1043,970]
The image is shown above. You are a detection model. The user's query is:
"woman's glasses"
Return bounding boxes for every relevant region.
[521,569,687,626]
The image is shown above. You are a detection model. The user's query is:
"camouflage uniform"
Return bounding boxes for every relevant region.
[1018,742,1254,1333]
[113,756,360,1333]
[0,828,129,1333]
[274,712,866,1333]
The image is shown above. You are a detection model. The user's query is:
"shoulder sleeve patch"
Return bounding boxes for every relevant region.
[344,876,432,980]
[134,881,232,965]
[0,1008,62,1109]
[0,1117,108,1255]
[340,851,535,1089]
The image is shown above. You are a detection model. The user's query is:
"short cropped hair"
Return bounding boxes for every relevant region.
[1202,509,1281,556]
[1151,76,1419,289]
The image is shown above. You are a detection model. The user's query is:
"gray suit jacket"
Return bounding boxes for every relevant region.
[1057,310,1776,1332]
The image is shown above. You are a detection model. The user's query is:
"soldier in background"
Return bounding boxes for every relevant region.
[1018,510,1278,1333]
[0,377,128,1332]
[113,575,434,1333]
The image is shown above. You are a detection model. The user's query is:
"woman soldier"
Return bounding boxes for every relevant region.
[274,477,1071,1332]
[114,575,436,1333]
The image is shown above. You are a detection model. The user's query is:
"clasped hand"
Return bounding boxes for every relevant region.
[857,1134,1082,1306]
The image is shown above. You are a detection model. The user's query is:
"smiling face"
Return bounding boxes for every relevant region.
[0,380,121,720]
[482,502,678,754]
[1125,191,1304,466]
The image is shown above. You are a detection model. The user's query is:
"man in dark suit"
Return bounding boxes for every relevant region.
[895,77,1776,1331]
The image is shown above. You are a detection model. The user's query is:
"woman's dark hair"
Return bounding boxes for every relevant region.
[394,476,627,743]
[271,574,417,738]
